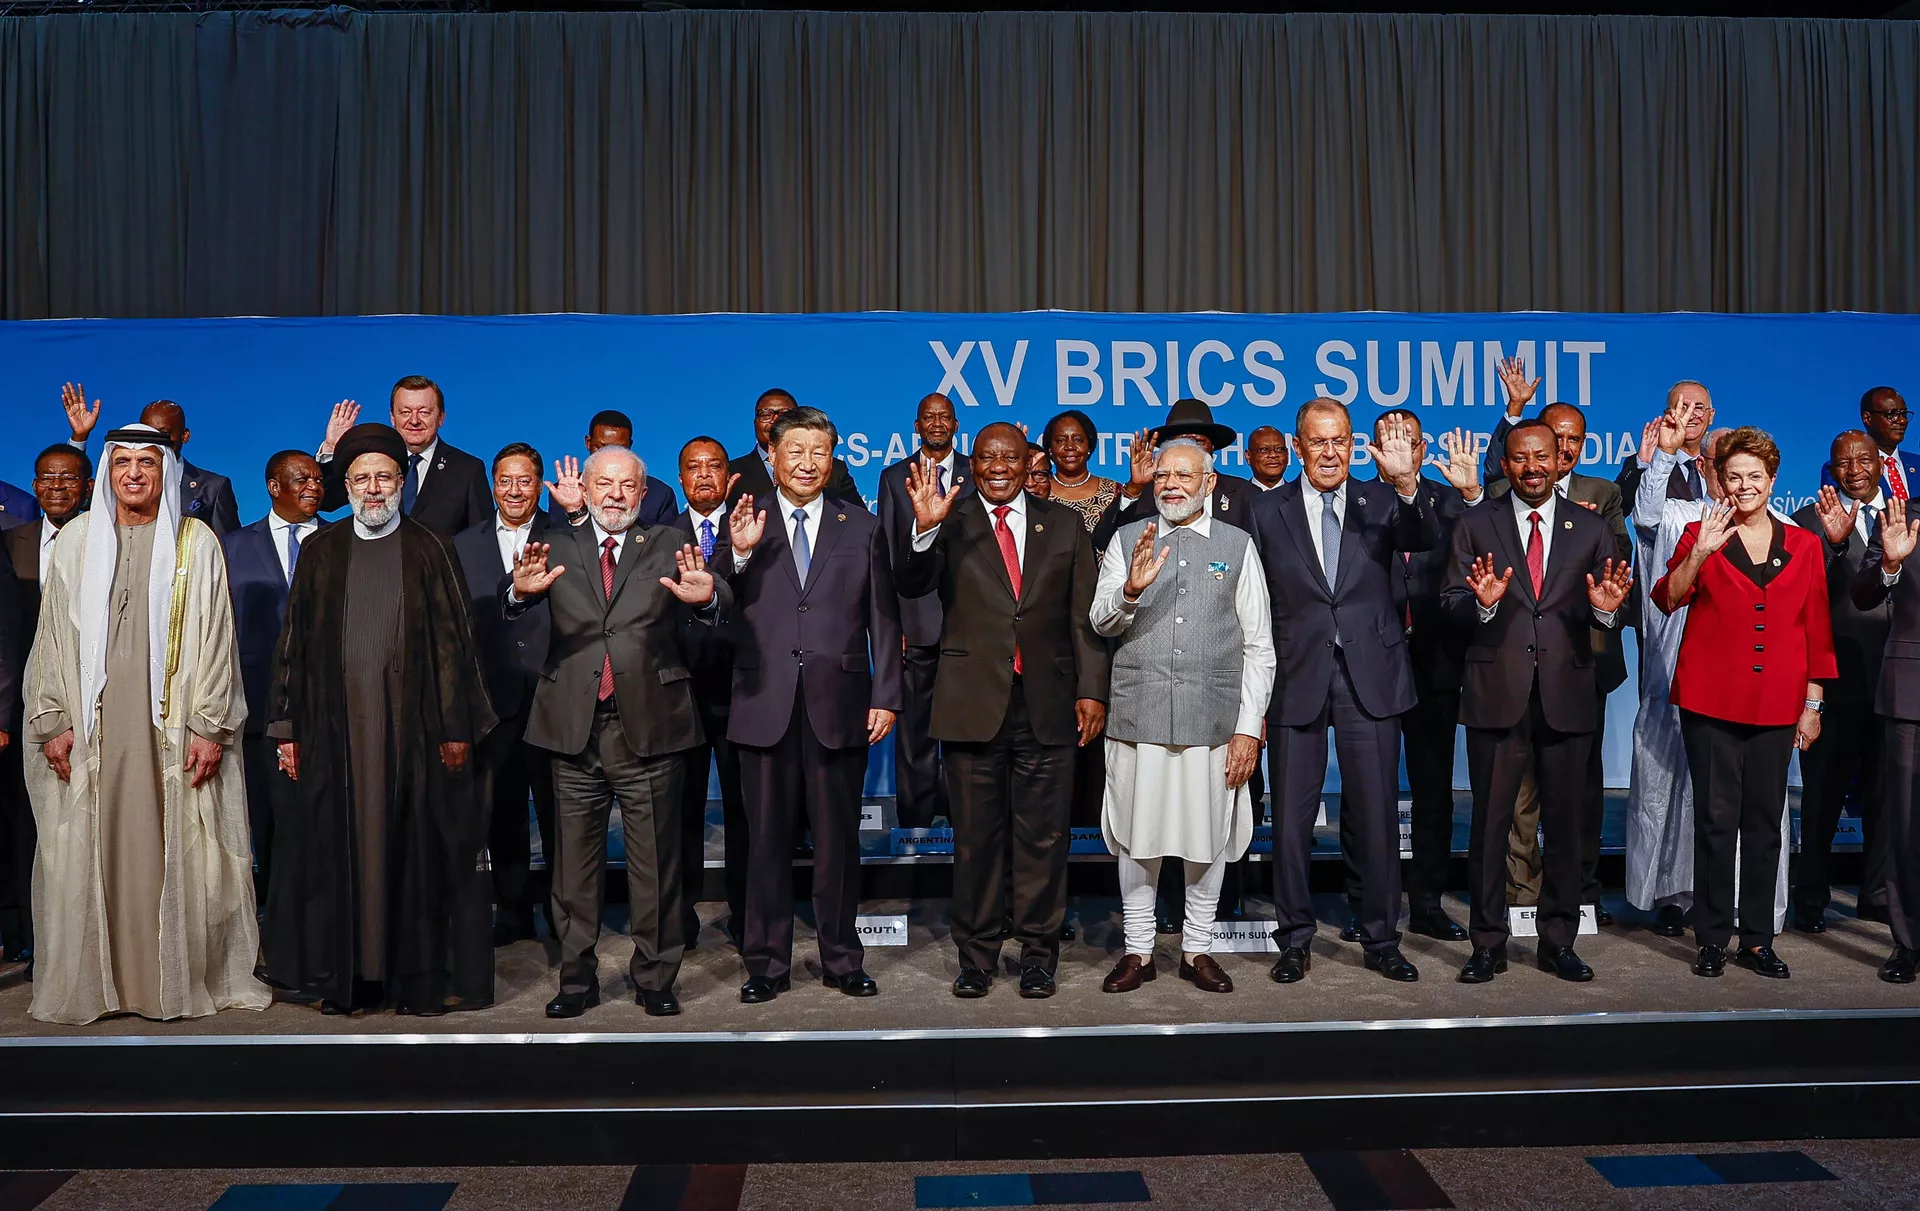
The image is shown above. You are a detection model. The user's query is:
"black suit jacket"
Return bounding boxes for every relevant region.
[1491,470,1631,691]
[1092,470,1259,555]
[876,455,973,648]
[1792,504,1889,708]
[726,446,865,512]
[0,480,38,530]
[670,508,738,716]
[1248,478,1441,726]
[1442,497,1621,734]
[2,522,41,733]
[1381,474,1473,693]
[322,439,492,539]
[180,460,241,538]
[0,538,20,734]
[543,474,678,531]
[896,494,1109,747]
[725,497,902,750]
[223,516,325,735]
[453,512,555,722]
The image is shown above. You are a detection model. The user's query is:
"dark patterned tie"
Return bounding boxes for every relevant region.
[1526,511,1545,598]
[597,537,617,701]
[698,518,716,560]
[403,452,422,514]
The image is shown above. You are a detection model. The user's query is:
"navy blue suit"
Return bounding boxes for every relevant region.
[0,481,37,531]
[223,515,313,889]
[180,460,242,537]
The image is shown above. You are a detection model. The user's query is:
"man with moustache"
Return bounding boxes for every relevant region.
[453,443,558,945]
[898,423,1107,998]
[1248,401,1437,984]
[314,378,491,539]
[0,445,91,968]
[65,387,242,537]
[544,409,680,529]
[1826,387,1920,505]
[223,450,325,898]
[266,423,497,1015]
[1247,426,1290,490]
[877,393,970,829]
[1444,421,1633,984]
[1792,431,1894,930]
[727,388,865,510]
[726,406,901,1003]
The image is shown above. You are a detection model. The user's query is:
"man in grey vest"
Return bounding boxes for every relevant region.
[1093,439,1275,994]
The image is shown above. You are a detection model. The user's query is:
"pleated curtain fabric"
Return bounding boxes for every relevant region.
[0,10,1915,319]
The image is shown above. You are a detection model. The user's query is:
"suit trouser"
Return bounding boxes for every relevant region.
[1400,684,1461,913]
[1506,689,1607,905]
[240,732,281,898]
[484,706,557,920]
[737,688,868,982]
[549,703,685,995]
[1678,709,1793,951]
[945,682,1076,974]
[0,742,32,948]
[894,645,948,829]
[1796,700,1889,917]
[677,710,747,944]
[1466,683,1590,952]
[1273,650,1403,953]
[1881,719,1920,952]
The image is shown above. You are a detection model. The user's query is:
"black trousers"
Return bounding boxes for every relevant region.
[737,689,868,982]
[0,741,33,950]
[678,709,747,945]
[1273,650,1403,953]
[1465,683,1590,951]
[894,644,948,829]
[1679,709,1794,950]
[1882,718,1920,953]
[1580,693,1609,904]
[1795,699,1889,917]
[240,731,284,899]
[945,681,1076,974]
[483,707,556,923]
[1399,683,1460,913]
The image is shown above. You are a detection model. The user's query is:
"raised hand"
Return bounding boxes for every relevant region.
[905,454,958,532]
[660,543,717,605]
[545,454,584,515]
[1655,406,1686,456]
[1813,485,1858,545]
[1883,497,1920,569]
[1694,502,1736,555]
[1496,356,1540,418]
[729,493,767,555]
[1439,427,1480,494]
[319,399,360,455]
[1126,427,1159,491]
[1373,415,1420,492]
[511,541,566,598]
[61,382,101,442]
[184,733,224,789]
[1467,553,1514,609]
[1585,558,1634,614]
[1639,418,1661,465]
[1123,521,1170,600]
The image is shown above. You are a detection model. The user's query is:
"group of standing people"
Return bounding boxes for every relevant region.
[0,372,1914,1025]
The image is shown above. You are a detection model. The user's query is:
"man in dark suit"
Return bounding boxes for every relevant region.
[544,409,679,529]
[876,392,971,828]
[725,405,902,1003]
[896,422,1108,999]
[506,444,727,1019]
[1853,495,1920,983]
[453,442,557,946]
[668,436,747,949]
[1794,431,1894,930]
[727,388,866,510]
[317,377,491,539]
[0,480,35,530]
[222,449,325,897]
[1614,380,1714,511]
[64,387,242,537]
[1824,387,1920,504]
[1248,400,1438,984]
[1443,420,1634,984]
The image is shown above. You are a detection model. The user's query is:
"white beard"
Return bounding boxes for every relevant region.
[588,500,636,534]
[1156,493,1203,524]
[349,490,397,529]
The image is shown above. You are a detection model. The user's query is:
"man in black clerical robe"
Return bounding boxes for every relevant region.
[264,423,496,1015]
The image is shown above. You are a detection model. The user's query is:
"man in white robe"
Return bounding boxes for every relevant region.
[1094,439,1275,994]
[23,425,269,1024]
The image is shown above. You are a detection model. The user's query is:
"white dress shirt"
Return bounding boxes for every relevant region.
[353,511,401,541]
[493,513,534,574]
[39,518,60,569]
[910,491,1029,567]
[1856,488,1890,547]
[267,511,321,582]
[689,504,728,555]
[1302,481,1346,575]
[733,490,824,572]
[406,439,439,495]
[589,517,630,564]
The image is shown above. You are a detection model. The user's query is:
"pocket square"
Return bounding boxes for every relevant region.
[1208,560,1230,575]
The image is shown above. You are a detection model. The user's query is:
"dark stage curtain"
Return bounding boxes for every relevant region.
[1,10,1916,318]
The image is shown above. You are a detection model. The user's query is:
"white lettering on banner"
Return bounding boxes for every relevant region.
[1507,904,1600,937]
[930,340,983,408]
[980,340,1028,407]
[1368,340,1412,408]
[1210,920,1282,953]
[1315,340,1359,403]
[1481,340,1534,410]
[1112,341,1161,410]
[1186,340,1236,406]
[1562,341,1606,409]
[859,801,883,831]
[1422,341,1475,407]
[1244,340,1287,407]
[1165,340,1181,404]
[1398,799,1413,860]
[1544,339,1558,404]
[1057,340,1103,406]
[855,914,909,945]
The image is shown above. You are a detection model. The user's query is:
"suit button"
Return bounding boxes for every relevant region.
[798,605,809,613]
[792,649,802,657]
[1178,588,1188,595]
[1754,644,1765,652]
[1753,665,1763,673]
[1533,611,1541,619]
[1173,649,1182,656]
[1754,603,1766,611]
[1526,645,1535,653]
[601,628,614,638]
[1326,641,1334,648]
[1755,624,1765,631]
[1179,560,1188,567]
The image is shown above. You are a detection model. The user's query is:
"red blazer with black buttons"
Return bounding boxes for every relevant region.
[1652,519,1837,727]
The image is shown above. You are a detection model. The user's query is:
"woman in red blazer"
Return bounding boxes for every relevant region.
[1653,427,1837,980]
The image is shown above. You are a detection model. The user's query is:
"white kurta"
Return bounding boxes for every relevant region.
[23,515,271,1024]
[1091,522,1276,864]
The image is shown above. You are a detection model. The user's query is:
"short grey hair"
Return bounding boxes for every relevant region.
[1156,436,1216,471]
[583,444,646,485]
[1667,379,1713,408]
[1296,397,1351,433]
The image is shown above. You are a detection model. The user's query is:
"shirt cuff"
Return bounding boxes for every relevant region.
[910,525,940,551]
[1233,712,1265,739]
[1477,602,1498,623]
[732,550,752,571]
[26,709,70,746]
[1884,566,1903,586]
[316,450,333,464]
[1592,607,1619,627]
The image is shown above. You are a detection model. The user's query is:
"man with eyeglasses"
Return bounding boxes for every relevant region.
[1822,387,1920,507]
[726,388,866,511]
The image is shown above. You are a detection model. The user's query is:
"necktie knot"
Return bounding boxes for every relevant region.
[602,536,616,554]
[698,518,716,558]
[1528,509,1542,526]
[992,504,1011,523]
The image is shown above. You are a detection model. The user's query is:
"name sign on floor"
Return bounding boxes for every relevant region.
[854,914,909,945]
[1209,920,1281,952]
[1507,904,1600,937]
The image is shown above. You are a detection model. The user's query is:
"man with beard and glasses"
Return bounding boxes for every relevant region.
[265,423,497,1016]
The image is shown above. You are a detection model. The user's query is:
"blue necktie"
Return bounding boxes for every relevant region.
[791,508,811,586]
[1320,490,1341,587]
[285,525,302,585]
[698,518,716,560]
[403,452,422,514]
[936,465,947,495]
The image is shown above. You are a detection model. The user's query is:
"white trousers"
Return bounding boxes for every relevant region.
[1118,853,1227,957]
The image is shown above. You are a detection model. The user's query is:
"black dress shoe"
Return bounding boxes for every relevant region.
[1880,947,1917,985]
[1593,906,1615,927]
[1537,945,1593,982]
[1408,908,1468,942]
[1458,946,1508,984]
[1018,967,1056,998]
[1338,917,1362,943]
[638,988,682,1016]
[545,987,601,1019]
[823,969,878,997]
[1735,945,1791,979]
[1693,943,1726,977]
[1364,946,1419,982]
[952,967,993,998]
[739,975,791,1004]
[1269,947,1310,983]
[1654,905,1689,938]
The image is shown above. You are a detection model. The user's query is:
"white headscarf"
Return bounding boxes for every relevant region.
[76,424,183,741]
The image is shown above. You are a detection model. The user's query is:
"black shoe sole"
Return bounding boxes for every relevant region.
[1018,984,1056,999]
[1269,960,1310,984]
[823,978,878,997]
[1537,958,1593,982]
[1457,960,1508,984]
[544,991,601,1019]
[952,983,992,999]
[640,1000,683,1017]
[740,979,791,1004]
[1734,957,1791,979]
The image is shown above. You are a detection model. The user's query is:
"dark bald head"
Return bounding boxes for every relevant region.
[1247,425,1289,487]
[1831,429,1882,502]
[139,400,188,450]
[1539,402,1587,476]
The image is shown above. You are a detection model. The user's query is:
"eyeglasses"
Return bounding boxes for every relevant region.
[35,473,84,486]
[1152,470,1207,484]
[494,475,539,491]
[1869,409,1911,422]
[755,408,791,420]
[346,471,399,489]
[1304,437,1353,454]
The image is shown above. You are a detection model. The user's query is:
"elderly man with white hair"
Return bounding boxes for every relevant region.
[24,423,270,1024]
[1094,438,1275,994]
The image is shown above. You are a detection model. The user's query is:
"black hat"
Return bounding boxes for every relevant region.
[1153,398,1238,452]
[334,422,408,471]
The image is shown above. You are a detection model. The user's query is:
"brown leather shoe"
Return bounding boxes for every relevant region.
[1179,953,1234,993]
[1102,954,1157,993]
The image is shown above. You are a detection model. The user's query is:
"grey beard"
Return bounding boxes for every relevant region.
[350,492,397,528]
[1156,494,1203,524]
[588,500,636,534]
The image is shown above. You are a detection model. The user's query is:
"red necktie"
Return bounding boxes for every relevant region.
[1526,511,1545,598]
[597,536,617,701]
[992,505,1023,674]
[1888,454,1908,503]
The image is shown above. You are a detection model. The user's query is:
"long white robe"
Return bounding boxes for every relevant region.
[23,515,270,1024]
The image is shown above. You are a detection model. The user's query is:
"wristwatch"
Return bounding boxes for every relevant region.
[1804,699,1825,714]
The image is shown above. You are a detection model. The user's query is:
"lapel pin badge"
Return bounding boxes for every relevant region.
[1034,523,1044,532]
[1564,520,1573,530]
[836,513,847,522]
[1772,557,1782,567]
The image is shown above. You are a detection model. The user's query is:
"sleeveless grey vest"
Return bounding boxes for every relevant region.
[1105,516,1251,748]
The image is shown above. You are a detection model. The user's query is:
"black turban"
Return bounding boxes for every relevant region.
[334,422,408,471]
